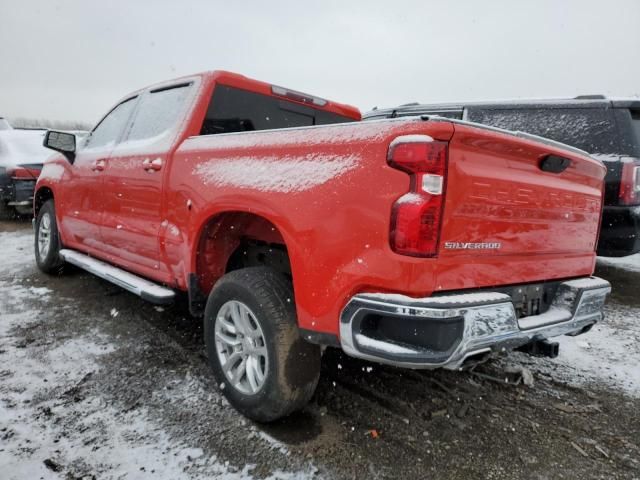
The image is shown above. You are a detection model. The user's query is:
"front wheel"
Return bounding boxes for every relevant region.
[34,200,64,274]
[204,267,321,422]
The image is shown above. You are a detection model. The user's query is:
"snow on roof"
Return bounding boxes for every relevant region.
[0,129,52,167]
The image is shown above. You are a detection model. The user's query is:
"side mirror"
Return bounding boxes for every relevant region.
[43,130,76,163]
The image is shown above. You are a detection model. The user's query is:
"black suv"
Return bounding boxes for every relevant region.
[364,97,640,257]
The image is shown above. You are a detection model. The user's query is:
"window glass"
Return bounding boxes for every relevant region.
[126,84,191,142]
[86,98,136,149]
[200,85,355,135]
[467,107,619,154]
[630,110,640,146]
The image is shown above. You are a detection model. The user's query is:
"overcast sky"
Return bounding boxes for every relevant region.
[1,0,639,126]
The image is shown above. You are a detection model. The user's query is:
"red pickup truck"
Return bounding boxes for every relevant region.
[35,71,611,421]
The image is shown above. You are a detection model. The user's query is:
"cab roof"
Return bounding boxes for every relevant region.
[365,95,640,118]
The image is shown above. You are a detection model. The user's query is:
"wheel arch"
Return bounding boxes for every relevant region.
[34,186,55,216]
[191,209,300,309]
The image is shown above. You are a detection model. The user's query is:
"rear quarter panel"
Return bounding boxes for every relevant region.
[169,119,607,337]
[167,119,454,335]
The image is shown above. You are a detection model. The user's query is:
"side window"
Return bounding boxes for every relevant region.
[125,84,192,142]
[85,98,137,149]
[467,107,620,154]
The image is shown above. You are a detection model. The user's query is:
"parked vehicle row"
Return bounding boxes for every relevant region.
[0,127,49,219]
[365,97,640,257]
[35,70,610,421]
[0,118,88,220]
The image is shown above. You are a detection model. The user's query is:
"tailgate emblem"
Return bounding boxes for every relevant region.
[444,242,502,250]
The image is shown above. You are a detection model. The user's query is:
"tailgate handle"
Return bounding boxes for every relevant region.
[539,155,571,174]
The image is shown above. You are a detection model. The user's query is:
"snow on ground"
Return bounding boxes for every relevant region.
[0,228,309,479]
[2,284,206,479]
[0,229,36,276]
[550,303,640,396]
[516,257,640,397]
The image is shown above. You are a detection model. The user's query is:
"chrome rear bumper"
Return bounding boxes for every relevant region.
[339,277,611,369]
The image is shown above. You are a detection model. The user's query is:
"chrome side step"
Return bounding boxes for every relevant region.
[59,249,175,305]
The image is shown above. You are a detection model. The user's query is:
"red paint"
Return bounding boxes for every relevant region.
[36,71,606,339]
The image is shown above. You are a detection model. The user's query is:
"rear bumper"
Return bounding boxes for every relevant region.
[0,177,36,205]
[9,179,36,205]
[339,277,611,369]
[597,205,640,257]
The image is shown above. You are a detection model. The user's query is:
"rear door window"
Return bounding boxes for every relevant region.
[125,84,192,142]
[467,107,620,154]
[200,85,355,135]
[85,97,137,149]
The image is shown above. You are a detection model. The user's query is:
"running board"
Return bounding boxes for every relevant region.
[59,249,175,305]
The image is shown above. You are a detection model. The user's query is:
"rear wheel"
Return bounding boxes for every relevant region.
[204,267,321,422]
[34,200,64,274]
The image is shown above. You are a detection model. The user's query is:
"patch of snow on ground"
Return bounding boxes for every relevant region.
[0,229,36,276]
[0,272,307,479]
[195,154,358,193]
[521,301,640,397]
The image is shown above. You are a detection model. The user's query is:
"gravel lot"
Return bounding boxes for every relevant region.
[1,220,639,480]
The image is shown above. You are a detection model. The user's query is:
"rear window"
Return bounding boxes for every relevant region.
[200,85,355,135]
[467,107,620,154]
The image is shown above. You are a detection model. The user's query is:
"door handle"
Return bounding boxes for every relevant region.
[143,158,163,172]
[92,159,106,172]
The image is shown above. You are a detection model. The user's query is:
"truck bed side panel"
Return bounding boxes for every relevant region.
[169,119,605,337]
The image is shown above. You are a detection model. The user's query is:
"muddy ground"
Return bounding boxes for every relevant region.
[1,219,638,479]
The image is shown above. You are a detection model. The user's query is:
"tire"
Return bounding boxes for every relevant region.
[34,200,64,274]
[204,267,321,422]
[0,200,16,220]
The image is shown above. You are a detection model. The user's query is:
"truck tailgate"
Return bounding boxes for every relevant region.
[439,123,606,262]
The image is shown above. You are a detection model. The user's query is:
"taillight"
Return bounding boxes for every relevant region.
[9,167,37,180]
[387,135,448,257]
[619,160,640,206]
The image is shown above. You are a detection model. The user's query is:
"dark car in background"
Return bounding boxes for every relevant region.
[364,96,640,257]
[0,126,50,219]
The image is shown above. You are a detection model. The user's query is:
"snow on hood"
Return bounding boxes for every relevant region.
[0,129,52,168]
